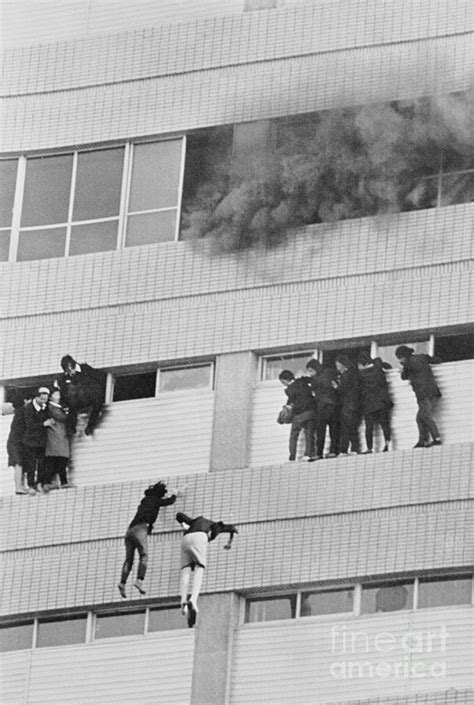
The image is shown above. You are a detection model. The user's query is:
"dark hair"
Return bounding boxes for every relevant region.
[60,354,76,371]
[279,370,295,382]
[395,345,414,359]
[357,351,373,366]
[306,359,321,372]
[145,481,167,497]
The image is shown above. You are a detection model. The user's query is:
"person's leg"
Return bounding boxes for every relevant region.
[118,534,136,596]
[288,418,302,460]
[339,410,351,454]
[315,415,327,458]
[36,452,48,493]
[133,525,149,593]
[42,457,56,489]
[418,398,441,444]
[379,409,391,449]
[188,565,204,627]
[13,465,27,494]
[57,457,69,486]
[349,414,361,454]
[85,402,103,435]
[328,408,340,456]
[180,566,192,608]
[21,446,38,491]
[364,413,375,452]
[302,415,316,458]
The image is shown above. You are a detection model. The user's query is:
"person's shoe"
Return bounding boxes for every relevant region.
[308,455,322,462]
[133,579,146,595]
[26,487,37,496]
[361,449,373,454]
[326,453,337,459]
[300,456,311,461]
[36,485,47,494]
[431,439,442,446]
[61,482,76,489]
[118,583,127,598]
[383,444,390,452]
[413,442,426,448]
[288,457,296,462]
[187,600,198,628]
[15,488,28,495]
[42,484,53,493]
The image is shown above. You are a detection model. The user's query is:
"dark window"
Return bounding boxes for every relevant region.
[4,384,49,406]
[418,575,472,609]
[17,226,67,261]
[148,606,184,632]
[322,346,371,368]
[263,352,314,381]
[0,622,34,652]
[434,333,474,362]
[112,371,157,401]
[0,230,10,261]
[0,159,17,227]
[95,610,145,639]
[21,154,73,227]
[37,615,87,647]
[300,589,353,617]
[245,596,297,623]
[69,220,118,256]
[361,581,414,614]
[73,148,124,221]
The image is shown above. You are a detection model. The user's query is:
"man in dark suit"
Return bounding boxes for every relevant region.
[279,370,317,461]
[395,346,442,448]
[55,354,106,435]
[21,387,50,493]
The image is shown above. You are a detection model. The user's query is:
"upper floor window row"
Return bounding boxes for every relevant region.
[0,138,185,262]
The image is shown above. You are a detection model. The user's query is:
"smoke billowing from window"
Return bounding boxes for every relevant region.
[180,90,474,252]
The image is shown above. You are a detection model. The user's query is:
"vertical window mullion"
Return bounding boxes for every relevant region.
[154,369,161,397]
[175,135,186,241]
[31,618,38,648]
[117,142,132,250]
[64,152,78,257]
[295,591,301,619]
[105,372,114,403]
[9,155,26,262]
[144,607,150,635]
[412,577,419,610]
[353,583,361,616]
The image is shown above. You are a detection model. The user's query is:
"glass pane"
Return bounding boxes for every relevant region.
[113,372,157,401]
[148,607,184,632]
[158,365,211,392]
[434,334,474,362]
[418,576,472,608]
[361,582,414,614]
[129,140,182,212]
[69,220,118,256]
[17,226,66,261]
[0,160,17,227]
[246,596,296,623]
[376,341,430,369]
[322,346,371,368]
[95,611,145,639]
[300,589,353,617]
[263,353,313,381]
[22,154,72,226]
[37,616,87,647]
[126,210,177,247]
[440,172,474,206]
[0,622,34,652]
[0,230,10,260]
[73,148,124,221]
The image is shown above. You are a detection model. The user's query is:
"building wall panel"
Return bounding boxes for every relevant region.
[230,607,473,704]
[2,34,472,152]
[0,650,30,705]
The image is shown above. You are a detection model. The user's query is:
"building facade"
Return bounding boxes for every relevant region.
[0,1,473,703]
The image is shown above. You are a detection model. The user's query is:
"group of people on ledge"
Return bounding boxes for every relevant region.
[278,346,442,462]
[6,355,105,495]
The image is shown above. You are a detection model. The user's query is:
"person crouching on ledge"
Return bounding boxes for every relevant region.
[176,512,238,627]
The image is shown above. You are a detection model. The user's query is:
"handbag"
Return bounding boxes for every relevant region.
[277,404,294,424]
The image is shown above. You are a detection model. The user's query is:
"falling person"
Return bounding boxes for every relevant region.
[176,512,238,627]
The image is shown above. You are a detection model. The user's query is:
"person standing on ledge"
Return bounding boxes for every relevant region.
[118,481,181,598]
[395,345,442,448]
[176,512,238,627]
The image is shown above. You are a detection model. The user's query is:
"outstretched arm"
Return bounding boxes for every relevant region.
[210,522,238,548]
[176,511,193,528]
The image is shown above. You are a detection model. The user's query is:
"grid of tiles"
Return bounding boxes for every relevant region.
[328,689,474,705]
[2,34,472,152]
[2,204,472,319]
[1,260,472,378]
[1,443,472,552]
[3,0,470,96]
[1,502,471,614]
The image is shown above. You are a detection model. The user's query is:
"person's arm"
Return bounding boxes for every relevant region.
[176,511,193,527]
[209,521,238,548]
[427,355,442,365]
[159,494,177,506]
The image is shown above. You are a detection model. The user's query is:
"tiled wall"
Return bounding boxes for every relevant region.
[1,443,472,614]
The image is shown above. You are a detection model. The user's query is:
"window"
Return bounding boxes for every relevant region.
[261,352,314,381]
[434,333,474,362]
[361,581,414,614]
[37,615,87,647]
[418,575,472,609]
[4,139,184,262]
[245,596,297,623]
[94,610,145,639]
[0,621,34,652]
[112,371,157,402]
[147,606,183,632]
[321,346,371,368]
[158,364,213,392]
[300,588,353,617]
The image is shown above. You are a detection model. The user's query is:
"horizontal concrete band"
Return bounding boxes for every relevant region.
[1,443,472,552]
[1,502,471,615]
[3,0,472,96]
[2,34,472,152]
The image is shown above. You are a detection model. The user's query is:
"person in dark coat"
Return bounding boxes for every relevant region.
[357,352,393,453]
[118,481,179,598]
[176,512,237,627]
[334,355,361,455]
[55,354,106,436]
[395,345,442,447]
[279,370,317,461]
[6,396,29,495]
[21,387,50,494]
[306,359,340,459]
[43,390,74,491]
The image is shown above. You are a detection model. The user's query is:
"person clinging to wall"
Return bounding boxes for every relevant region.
[176,512,238,628]
[21,387,50,494]
[278,370,317,461]
[43,390,75,491]
[333,355,361,455]
[118,481,183,599]
[357,351,393,454]
[395,345,442,448]
[55,354,106,436]
[305,359,340,460]
[6,394,29,495]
